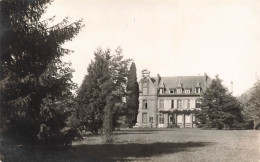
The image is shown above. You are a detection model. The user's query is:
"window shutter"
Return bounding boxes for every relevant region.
[174,100,177,108]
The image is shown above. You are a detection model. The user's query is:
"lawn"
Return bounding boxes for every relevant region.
[2,128,260,161]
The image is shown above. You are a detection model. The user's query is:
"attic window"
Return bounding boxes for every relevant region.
[169,90,174,94]
[195,88,201,94]
[159,88,164,94]
[177,89,182,94]
[184,89,190,94]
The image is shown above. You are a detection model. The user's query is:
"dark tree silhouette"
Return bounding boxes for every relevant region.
[197,76,244,129]
[0,0,84,148]
[126,62,139,127]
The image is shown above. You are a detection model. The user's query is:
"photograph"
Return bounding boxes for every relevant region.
[1,0,260,161]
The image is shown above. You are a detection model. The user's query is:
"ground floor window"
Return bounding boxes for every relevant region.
[158,113,164,124]
[177,115,183,123]
[149,117,153,123]
[169,115,173,123]
[142,113,147,123]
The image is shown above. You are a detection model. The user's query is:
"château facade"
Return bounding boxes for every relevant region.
[135,69,211,128]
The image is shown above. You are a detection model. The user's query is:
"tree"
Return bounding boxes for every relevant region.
[197,76,244,129]
[239,78,260,129]
[76,48,131,139]
[76,49,111,133]
[125,62,139,127]
[0,0,83,148]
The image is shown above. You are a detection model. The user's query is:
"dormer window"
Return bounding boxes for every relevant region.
[195,88,201,94]
[159,88,164,94]
[177,88,182,94]
[195,82,201,93]
[184,89,191,94]
[169,90,174,94]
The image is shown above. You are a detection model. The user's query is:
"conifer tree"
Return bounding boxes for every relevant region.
[76,49,111,133]
[76,48,131,139]
[197,76,244,129]
[126,62,139,127]
[0,0,83,148]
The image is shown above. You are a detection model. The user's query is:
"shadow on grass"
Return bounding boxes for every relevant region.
[65,141,213,161]
[2,141,214,161]
[114,128,178,135]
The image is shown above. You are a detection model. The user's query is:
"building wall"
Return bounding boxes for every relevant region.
[135,70,209,128]
[136,75,158,127]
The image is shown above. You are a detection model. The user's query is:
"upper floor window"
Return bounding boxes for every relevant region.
[195,99,201,108]
[187,100,190,108]
[159,100,164,108]
[177,100,182,109]
[195,88,201,94]
[185,89,190,94]
[171,100,174,108]
[159,88,164,94]
[177,88,182,94]
[169,90,174,94]
[143,88,148,95]
[143,100,148,108]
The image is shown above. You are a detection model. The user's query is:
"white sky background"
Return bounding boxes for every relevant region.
[43,0,260,96]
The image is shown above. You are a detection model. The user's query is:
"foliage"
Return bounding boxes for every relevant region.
[0,0,84,148]
[197,76,245,129]
[125,62,139,127]
[239,78,260,129]
[76,48,131,141]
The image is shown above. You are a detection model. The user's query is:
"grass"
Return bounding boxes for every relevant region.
[2,128,260,161]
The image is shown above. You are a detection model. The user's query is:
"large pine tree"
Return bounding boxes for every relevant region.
[0,0,83,148]
[197,76,244,129]
[126,62,139,127]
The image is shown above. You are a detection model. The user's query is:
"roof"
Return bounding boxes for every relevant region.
[149,75,211,94]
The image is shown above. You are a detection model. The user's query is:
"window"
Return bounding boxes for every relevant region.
[158,114,164,124]
[149,117,153,123]
[143,100,148,108]
[169,90,174,94]
[171,100,174,108]
[185,89,190,94]
[159,88,164,94]
[159,100,164,109]
[195,88,201,94]
[177,88,182,94]
[177,100,182,109]
[187,100,190,108]
[142,113,147,123]
[196,99,201,108]
[143,88,148,95]
[169,115,173,123]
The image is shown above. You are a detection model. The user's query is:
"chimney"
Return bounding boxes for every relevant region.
[157,73,161,86]
[141,69,150,78]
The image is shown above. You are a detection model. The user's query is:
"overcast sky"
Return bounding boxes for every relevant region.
[44,0,260,96]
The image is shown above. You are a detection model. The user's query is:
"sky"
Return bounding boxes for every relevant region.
[43,0,260,96]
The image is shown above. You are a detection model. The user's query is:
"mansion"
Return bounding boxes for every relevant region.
[135,69,212,128]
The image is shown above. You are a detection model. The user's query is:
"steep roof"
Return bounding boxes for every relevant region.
[150,75,211,94]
